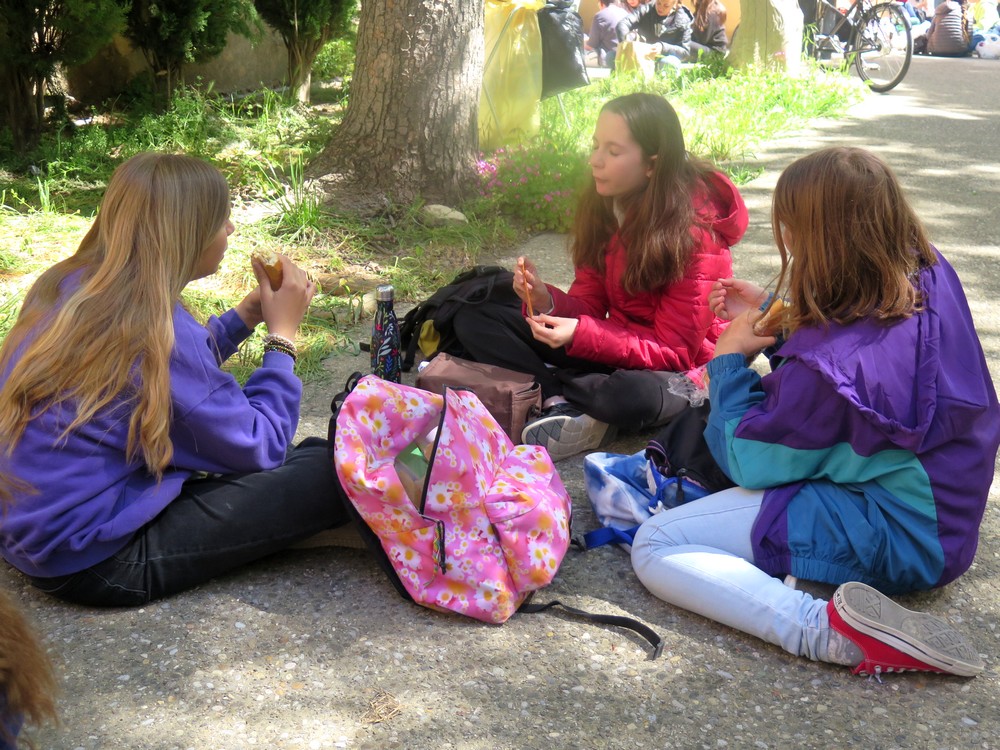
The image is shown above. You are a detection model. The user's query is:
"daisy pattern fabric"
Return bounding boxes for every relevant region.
[333,375,572,623]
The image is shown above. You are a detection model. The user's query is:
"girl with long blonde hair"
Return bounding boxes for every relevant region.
[451,93,748,461]
[630,147,999,679]
[0,152,349,606]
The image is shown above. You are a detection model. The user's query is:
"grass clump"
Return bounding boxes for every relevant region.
[473,63,864,232]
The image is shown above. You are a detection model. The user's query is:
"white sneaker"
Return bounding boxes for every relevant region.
[521,403,616,462]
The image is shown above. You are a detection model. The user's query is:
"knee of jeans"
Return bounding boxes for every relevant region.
[631,514,685,564]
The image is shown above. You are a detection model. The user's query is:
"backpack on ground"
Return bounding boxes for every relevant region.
[398,265,517,371]
[414,352,542,442]
[582,403,736,550]
[328,374,665,657]
[329,373,572,623]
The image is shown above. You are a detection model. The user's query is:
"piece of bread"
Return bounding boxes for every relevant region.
[252,251,283,291]
[755,298,785,336]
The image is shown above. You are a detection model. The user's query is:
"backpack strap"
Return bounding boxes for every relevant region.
[519,599,664,660]
[576,525,640,550]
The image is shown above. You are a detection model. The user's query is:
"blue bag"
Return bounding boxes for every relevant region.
[582,404,734,550]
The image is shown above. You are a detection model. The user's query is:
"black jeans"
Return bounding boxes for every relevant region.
[29,438,350,607]
[451,300,689,431]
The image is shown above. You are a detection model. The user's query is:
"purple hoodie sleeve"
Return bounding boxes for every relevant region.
[168,308,301,474]
[205,308,254,364]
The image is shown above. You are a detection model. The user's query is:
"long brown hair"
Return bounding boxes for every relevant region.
[0,587,58,747]
[572,93,720,295]
[768,147,935,333]
[0,153,230,503]
[693,0,727,31]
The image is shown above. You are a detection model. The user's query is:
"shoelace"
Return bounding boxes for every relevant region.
[856,663,923,683]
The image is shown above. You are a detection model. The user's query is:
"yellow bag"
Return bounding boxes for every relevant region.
[479,0,545,150]
[615,40,658,79]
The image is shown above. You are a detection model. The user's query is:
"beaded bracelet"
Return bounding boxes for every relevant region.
[262,333,298,362]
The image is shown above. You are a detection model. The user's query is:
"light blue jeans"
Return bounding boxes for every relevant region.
[630,487,833,662]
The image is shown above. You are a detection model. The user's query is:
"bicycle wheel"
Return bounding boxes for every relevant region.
[850,2,912,93]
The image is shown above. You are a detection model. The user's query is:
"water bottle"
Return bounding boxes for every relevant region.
[371,284,401,383]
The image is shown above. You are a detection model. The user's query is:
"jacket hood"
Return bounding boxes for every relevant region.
[776,251,997,453]
[699,170,749,248]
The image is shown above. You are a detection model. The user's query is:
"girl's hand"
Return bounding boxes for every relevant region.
[713,309,776,360]
[526,313,579,349]
[709,278,769,321]
[251,254,316,340]
[235,287,264,330]
[514,256,554,316]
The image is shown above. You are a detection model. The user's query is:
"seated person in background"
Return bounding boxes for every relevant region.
[912,0,935,19]
[690,0,730,55]
[587,0,630,67]
[917,0,972,55]
[900,0,933,37]
[617,0,694,62]
[968,0,1000,49]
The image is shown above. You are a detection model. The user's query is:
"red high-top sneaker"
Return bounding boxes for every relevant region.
[828,581,984,678]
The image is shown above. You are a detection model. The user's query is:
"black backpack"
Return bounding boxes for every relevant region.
[579,403,736,550]
[644,402,736,505]
[398,265,517,371]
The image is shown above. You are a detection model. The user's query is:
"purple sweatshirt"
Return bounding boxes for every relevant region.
[705,250,1000,594]
[0,304,301,578]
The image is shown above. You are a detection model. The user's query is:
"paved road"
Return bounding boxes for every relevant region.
[10,57,1000,749]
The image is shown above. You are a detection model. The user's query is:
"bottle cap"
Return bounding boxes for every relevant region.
[376,284,395,302]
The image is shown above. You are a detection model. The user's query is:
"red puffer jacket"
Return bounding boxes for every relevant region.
[547,170,747,372]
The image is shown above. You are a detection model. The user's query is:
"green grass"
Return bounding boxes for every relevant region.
[473,62,865,232]
[0,57,864,380]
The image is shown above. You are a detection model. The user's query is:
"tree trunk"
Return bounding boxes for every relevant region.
[311,0,485,206]
[2,66,42,151]
[728,0,804,74]
[287,36,321,104]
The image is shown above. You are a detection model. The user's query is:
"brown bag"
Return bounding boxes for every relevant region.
[415,353,542,442]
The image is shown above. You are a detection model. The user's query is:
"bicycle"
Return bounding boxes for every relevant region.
[808,0,913,93]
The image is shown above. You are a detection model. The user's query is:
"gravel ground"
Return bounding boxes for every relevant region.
[8,56,1000,749]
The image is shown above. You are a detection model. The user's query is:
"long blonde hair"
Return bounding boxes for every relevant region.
[768,147,935,333]
[0,153,230,500]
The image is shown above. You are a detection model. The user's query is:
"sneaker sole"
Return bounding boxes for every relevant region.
[521,412,616,462]
[834,582,984,677]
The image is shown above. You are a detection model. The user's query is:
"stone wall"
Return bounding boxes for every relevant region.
[67,30,288,106]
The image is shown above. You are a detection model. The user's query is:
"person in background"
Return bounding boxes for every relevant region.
[967,0,1000,50]
[918,0,971,54]
[616,0,695,62]
[631,147,999,679]
[587,0,630,67]
[690,0,730,56]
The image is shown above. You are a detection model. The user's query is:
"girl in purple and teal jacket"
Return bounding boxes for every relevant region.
[631,147,1000,680]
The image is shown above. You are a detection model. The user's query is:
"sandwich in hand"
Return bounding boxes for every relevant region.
[252,251,283,291]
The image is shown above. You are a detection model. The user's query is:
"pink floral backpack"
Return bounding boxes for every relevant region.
[330,374,572,623]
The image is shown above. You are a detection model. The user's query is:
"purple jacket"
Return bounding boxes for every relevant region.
[705,250,1000,593]
[0,303,300,578]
